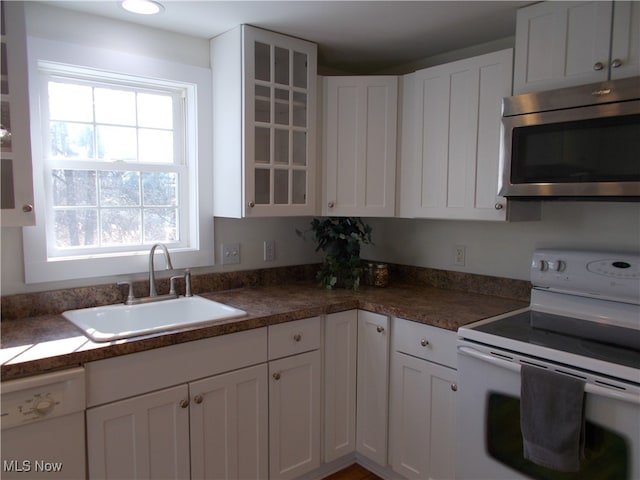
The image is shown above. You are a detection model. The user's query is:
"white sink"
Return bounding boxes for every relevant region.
[63,296,247,342]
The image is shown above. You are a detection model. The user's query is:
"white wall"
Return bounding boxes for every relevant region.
[362,202,640,281]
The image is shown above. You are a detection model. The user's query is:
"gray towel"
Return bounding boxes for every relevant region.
[520,364,586,472]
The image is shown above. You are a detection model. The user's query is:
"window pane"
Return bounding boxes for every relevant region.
[292,131,306,166]
[94,88,136,126]
[255,127,270,164]
[293,51,307,89]
[54,209,98,248]
[293,92,306,127]
[50,121,95,159]
[275,88,289,125]
[101,208,141,245]
[139,129,173,163]
[255,85,271,123]
[142,172,177,206]
[255,169,270,204]
[274,129,288,165]
[255,42,271,82]
[48,82,93,122]
[274,169,288,204]
[138,93,173,129]
[52,169,97,207]
[97,125,137,161]
[144,208,177,243]
[99,171,141,207]
[292,170,306,204]
[274,47,289,85]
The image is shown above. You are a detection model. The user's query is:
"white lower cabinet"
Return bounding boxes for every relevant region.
[86,364,268,480]
[324,310,358,462]
[356,311,390,466]
[86,384,191,479]
[269,350,321,479]
[189,364,269,480]
[389,318,458,480]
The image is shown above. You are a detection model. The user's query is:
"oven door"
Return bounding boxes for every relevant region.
[456,342,640,480]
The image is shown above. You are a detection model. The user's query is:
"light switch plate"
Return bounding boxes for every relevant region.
[221,243,240,265]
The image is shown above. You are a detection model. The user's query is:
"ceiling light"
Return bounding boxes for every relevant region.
[121,0,164,15]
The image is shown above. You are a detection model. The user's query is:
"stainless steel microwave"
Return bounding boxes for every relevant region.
[498,76,640,199]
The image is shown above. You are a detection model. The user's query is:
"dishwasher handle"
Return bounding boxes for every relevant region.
[458,345,640,405]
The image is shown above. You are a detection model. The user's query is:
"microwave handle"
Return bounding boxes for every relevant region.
[457,345,640,405]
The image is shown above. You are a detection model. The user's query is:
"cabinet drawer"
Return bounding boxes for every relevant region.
[268,317,321,360]
[393,317,457,369]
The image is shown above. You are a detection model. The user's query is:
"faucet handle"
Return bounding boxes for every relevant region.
[169,275,182,296]
[184,269,192,297]
[117,281,135,305]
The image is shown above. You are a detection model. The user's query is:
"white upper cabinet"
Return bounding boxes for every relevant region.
[514,1,640,94]
[211,25,317,217]
[399,49,533,221]
[322,76,398,217]
[1,2,35,226]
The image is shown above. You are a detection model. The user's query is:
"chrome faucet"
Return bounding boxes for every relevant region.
[149,243,174,297]
[117,244,193,305]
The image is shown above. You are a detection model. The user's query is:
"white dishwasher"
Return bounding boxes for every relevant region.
[1,367,86,479]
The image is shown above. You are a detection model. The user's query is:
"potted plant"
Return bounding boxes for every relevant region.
[297,217,372,289]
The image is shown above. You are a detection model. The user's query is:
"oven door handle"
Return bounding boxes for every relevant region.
[458,346,640,405]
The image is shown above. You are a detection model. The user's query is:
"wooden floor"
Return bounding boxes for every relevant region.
[322,463,383,480]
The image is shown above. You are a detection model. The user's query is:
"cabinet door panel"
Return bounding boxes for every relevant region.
[324,310,358,462]
[86,385,190,480]
[514,1,612,93]
[356,311,389,466]
[390,352,458,480]
[610,1,640,80]
[189,364,268,480]
[269,350,321,480]
[323,76,397,217]
[401,49,513,220]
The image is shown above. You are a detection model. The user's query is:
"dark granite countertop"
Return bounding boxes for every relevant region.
[1,283,528,381]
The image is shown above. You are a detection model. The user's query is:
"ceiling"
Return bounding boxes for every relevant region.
[44,1,529,74]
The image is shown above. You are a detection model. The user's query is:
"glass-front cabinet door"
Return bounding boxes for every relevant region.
[244,26,317,216]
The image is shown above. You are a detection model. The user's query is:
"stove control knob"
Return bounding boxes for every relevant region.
[548,260,566,272]
[538,260,549,272]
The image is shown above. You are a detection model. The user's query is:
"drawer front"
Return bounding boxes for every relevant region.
[268,317,321,360]
[393,317,457,369]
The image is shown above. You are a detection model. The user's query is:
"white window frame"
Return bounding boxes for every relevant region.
[23,36,214,284]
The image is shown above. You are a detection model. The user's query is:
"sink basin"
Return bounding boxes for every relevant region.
[63,296,247,342]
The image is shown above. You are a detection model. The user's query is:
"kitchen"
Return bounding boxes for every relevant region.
[1,1,639,479]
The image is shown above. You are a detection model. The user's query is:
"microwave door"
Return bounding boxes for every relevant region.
[499,101,640,198]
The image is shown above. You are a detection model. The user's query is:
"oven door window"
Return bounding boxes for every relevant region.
[511,113,640,184]
[487,393,630,479]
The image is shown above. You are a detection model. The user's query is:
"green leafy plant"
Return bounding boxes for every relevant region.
[297,217,373,289]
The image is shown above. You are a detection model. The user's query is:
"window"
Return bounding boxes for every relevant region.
[42,67,188,258]
[23,37,213,284]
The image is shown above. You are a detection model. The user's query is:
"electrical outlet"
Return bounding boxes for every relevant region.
[264,240,275,262]
[221,243,240,265]
[454,245,466,266]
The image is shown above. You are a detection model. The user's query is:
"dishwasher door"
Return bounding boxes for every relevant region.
[1,368,86,479]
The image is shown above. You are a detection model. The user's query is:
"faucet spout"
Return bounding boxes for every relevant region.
[149,243,174,297]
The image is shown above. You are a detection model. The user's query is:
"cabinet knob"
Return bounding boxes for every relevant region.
[611,58,623,69]
[328,201,334,208]
[273,372,281,381]
[293,333,302,342]
[420,338,429,347]
[22,204,34,213]
[248,201,255,208]
[179,399,190,408]
[376,325,385,334]
[494,202,504,210]
[593,61,605,71]
[193,394,203,404]
[451,383,458,392]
